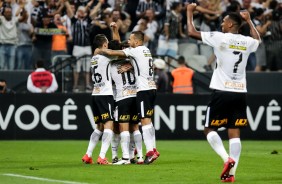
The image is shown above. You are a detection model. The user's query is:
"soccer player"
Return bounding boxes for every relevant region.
[82,34,115,165]
[96,30,160,164]
[187,3,260,182]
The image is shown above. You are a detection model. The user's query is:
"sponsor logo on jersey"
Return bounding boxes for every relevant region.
[229,45,247,51]
[211,118,228,126]
[235,119,248,126]
[224,81,244,90]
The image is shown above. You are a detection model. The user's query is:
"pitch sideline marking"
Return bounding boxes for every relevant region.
[2,173,90,184]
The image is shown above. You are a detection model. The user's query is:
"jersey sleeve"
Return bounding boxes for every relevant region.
[122,47,135,57]
[201,32,223,48]
[247,37,260,53]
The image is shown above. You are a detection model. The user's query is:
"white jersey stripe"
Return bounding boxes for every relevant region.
[205,107,210,127]
[141,101,144,117]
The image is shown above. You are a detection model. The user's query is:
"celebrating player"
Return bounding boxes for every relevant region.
[96,30,160,164]
[187,3,260,182]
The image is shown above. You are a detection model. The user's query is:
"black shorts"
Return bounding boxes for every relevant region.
[92,95,115,124]
[136,89,156,118]
[204,90,248,128]
[115,97,139,124]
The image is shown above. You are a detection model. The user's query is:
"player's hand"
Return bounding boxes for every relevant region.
[187,3,197,12]
[240,10,251,21]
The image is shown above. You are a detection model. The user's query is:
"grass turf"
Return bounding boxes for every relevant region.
[0,140,281,184]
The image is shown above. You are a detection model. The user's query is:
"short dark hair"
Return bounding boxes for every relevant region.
[131,31,144,42]
[93,34,108,49]
[228,12,242,27]
[36,60,45,68]
[178,56,186,65]
[0,79,7,83]
[171,2,180,10]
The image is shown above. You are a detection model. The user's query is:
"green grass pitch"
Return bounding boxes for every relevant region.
[0,140,281,184]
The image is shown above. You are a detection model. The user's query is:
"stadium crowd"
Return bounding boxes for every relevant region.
[0,0,281,92]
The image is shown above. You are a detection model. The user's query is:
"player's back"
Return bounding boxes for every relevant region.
[123,46,156,92]
[111,60,137,101]
[91,54,113,96]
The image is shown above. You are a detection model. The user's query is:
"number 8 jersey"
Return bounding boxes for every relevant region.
[90,54,114,96]
[122,46,156,92]
[201,32,259,93]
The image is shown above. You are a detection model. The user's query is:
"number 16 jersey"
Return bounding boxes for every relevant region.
[90,54,113,96]
[201,32,259,93]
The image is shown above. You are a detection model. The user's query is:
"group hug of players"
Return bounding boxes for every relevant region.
[81,22,160,165]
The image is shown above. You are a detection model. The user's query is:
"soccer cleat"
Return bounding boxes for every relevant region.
[221,175,235,182]
[137,157,144,164]
[97,156,111,165]
[112,156,119,164]
[144,151,155,164]
[220,157,235,180]
[130,158,137,164]
[82,154,93,164]
[153,148,160,161]
[113,158,131,165]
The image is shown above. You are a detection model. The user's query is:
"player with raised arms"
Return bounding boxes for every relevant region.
[187,3,260,182]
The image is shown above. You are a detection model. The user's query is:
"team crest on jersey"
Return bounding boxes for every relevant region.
[132,115,138,121]
[211,118,228,126]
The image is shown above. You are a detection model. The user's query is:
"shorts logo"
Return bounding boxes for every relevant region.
[146,109,154,116]
[119,115,130,121]
[235,119,248,126]
[211,118,228,126]
[94,116,99,123]
[132,115,138,121]
[101,113,110,120]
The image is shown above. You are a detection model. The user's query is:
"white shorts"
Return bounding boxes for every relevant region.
[72,45,92,72]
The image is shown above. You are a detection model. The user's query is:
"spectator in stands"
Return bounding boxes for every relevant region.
[65,2,92,92]
[0,6,19,70]
[153,58,169,93]
[253,8,271,72]
[16,8,33,70]
[51,13,69,62]
[32,10,56,68]
[136,0,162,19]
[144,8,158,55]
[27,60,58,93]
[171,56,194,94]
[0,79,15,94]
[111,8,131,41]
[89,12,113,46]
[265,2,282,71]
[157,2,186,63]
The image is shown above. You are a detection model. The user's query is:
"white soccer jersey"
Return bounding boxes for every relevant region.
[201,32,259,92]
[111,60,137,101]
[90,54,113,96]
[122,46,157,92]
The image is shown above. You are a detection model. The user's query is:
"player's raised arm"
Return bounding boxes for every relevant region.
[110,22,121,43]
[96,48,126,57]
[240,11,261,42]
[186,3,202,40]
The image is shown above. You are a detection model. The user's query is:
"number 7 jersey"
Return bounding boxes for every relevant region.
[201,32,259,92]
[122,46,156,92]
[90,54,114,96]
